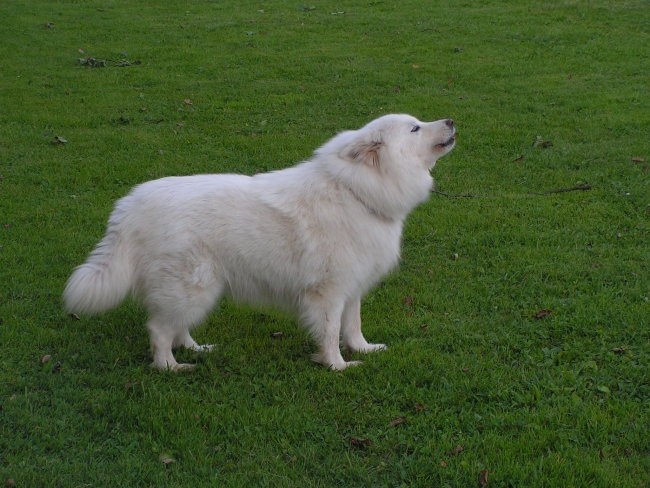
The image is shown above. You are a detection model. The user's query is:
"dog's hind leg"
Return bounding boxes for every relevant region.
[144,267,223,371]
[341,295,386,354]
[148,315,216,371]
[148,318,196,371]
[173,329,215,353]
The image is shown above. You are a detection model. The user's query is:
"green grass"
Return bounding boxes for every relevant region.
[1,0,648,486]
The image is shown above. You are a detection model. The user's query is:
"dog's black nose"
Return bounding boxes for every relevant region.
[445,119,454,128]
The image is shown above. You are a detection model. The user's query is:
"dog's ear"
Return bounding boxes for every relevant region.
[341,132,384,168]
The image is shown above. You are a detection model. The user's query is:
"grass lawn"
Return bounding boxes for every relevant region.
[1,0,648,486]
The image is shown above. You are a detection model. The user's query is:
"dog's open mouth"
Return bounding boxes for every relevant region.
[436,135,456,149]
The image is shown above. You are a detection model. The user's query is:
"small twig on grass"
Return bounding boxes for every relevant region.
[432,183,592,198]
[529,183,592,195]
[78,57,141,68]
[431,190,477,198]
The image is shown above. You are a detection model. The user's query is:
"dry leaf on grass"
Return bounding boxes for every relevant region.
[449,445,464,456]
[534,309,552,320]
[124,380,141,391]
[533,136,553,148]
[349,437,372,449]
[160,454,175,466]
[389,416,407,427]
[479,469,489,487]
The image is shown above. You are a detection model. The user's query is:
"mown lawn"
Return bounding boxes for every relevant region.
[1,1,648,486]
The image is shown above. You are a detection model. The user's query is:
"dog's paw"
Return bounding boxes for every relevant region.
[173,363,197,372]
[347,343,387,354]
[329,360,362,371]
[151,361,196,372]
[364,343,387,353]
[188,343,215,353]
[312,351,362,371]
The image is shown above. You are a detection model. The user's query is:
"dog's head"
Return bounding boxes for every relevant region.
[317,114,456,219]
[342,114,456,170]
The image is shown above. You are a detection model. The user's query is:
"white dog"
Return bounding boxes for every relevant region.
[64,114,456,371]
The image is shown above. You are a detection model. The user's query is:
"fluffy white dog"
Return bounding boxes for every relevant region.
[64,114,456,371]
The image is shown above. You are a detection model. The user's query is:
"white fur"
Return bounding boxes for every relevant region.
[63,114,456,371]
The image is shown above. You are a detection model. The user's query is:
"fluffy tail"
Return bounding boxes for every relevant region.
[63,219,133,316]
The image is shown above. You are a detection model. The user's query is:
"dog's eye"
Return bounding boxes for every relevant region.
[410,125,420,133]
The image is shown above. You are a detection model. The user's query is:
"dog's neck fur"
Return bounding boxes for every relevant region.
[335,177,395,224]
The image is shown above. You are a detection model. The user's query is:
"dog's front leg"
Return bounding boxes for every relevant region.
[303,292,360,370]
